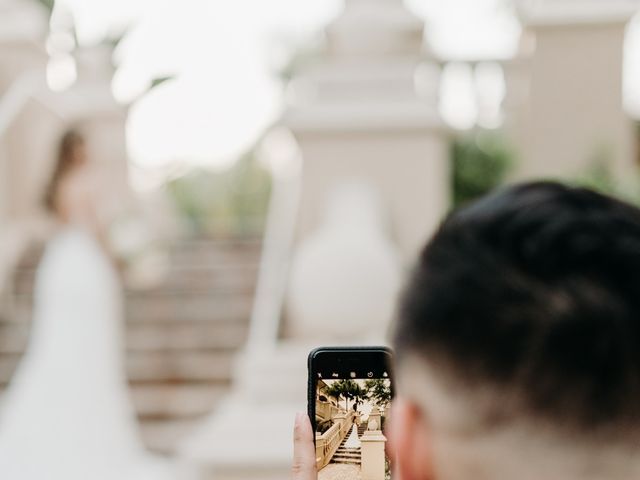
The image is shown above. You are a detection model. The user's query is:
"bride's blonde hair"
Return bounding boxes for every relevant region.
[44,129,86,214]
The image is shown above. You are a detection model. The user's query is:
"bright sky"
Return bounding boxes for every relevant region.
[52,0,640,172]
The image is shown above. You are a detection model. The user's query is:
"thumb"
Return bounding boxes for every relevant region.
[292,412,317,480]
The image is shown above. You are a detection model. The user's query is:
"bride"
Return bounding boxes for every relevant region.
[0,130,177,479]
[344,424,361,449]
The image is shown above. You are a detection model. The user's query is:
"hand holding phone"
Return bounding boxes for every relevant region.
[293,412,318,480]
[307,347,393,480]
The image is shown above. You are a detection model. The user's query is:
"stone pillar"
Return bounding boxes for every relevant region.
[507,0,639,181]
[285,0,448,264]
[361,406,386,480]
[283,0,447,344]
[367,406,382,431]
[0,0,49,225]
[0,0,48,86]
[361,431,387,480]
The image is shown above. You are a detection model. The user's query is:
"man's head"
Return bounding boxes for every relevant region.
[391,182,640,480]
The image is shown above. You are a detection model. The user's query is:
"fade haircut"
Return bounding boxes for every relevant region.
[394,181,640,436]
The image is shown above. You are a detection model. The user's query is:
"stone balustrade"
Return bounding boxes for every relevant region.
[315,410,354,469]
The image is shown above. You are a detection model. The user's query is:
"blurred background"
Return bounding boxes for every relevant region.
[1,0,640,479]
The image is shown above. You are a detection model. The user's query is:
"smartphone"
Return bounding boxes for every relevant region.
[308,346,393,480]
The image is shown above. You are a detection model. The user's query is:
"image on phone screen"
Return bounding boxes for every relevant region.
[314,370,391,480]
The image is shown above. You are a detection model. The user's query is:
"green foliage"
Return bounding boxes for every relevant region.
[33,0,55,16]
[364,378,392,409]
[452,131,514,208]
[104,25,133,51]
[317,419,333,435]
[165,150,272,238]
[575,160,618,197]
[573,159,640,206]
[325,380,367,411]
[149,76,175,90]
[275,35,324,83]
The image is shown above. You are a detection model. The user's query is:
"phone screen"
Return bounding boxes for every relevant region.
[309,348,392,480]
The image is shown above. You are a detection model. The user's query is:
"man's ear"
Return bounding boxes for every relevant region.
[389,397,436,480]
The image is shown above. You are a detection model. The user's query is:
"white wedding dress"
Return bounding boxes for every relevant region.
[344,424,361,449]
[0,227,177,479]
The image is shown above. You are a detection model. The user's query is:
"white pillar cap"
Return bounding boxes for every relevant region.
[515,0,640,26]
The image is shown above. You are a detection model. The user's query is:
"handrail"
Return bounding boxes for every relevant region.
[0,68,56,301]
[245,141,302,350]
[0,220,37,317]
[0,69,45,138]
[315,410,355,469]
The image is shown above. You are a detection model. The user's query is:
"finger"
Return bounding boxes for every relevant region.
[292,412,317,480]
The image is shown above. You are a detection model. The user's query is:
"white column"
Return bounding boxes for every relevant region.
[286,0,446,264]
[507,0,639,180]
[0,0,49,221]
[361,431,387,480]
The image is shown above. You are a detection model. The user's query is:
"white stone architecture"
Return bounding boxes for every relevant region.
[285,0,449,264]
[2,0,640,478]
[506,0,640,180]
[0,0,50,226]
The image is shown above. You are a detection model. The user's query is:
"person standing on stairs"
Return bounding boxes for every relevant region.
[0,129,178,480]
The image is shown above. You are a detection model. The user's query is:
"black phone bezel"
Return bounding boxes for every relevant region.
[307,346,394,437]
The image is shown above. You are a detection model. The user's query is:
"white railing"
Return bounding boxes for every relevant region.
[315,410,355,469]
[0,222,32,316]
[245,137,302,350]
[0,68,58,303]
[0,69,46,138]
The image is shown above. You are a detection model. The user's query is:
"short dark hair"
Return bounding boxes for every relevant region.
[394,181,640,433]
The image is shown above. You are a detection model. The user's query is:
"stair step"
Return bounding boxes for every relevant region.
[131,267,258,295]
[0,351,236,386]
[125,321,249,352]
[11,239,262,269]
[169,239,262,265]
[334,451,361,457]
[131,383,227,420]
[0,321,249,355]
[13,265,259,296]
[126,293,253,324]
[126,351,235,383]
[5,293,254,325]
[333,459,361,465]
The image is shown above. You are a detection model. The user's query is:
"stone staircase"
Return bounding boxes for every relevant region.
[331,423,367,466]
[0,236,261,455]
